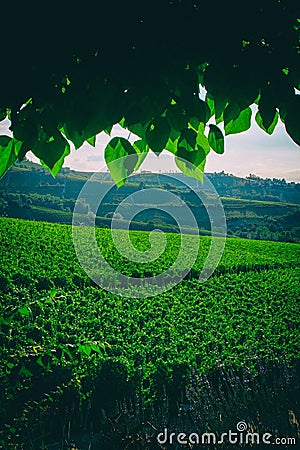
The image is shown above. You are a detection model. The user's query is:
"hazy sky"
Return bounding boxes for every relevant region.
[1,108,299,181]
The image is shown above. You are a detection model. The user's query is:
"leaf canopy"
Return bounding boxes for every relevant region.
[104,137,139,187]
[0,1,299,182]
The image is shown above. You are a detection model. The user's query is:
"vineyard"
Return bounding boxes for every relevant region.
[0,217,299,448]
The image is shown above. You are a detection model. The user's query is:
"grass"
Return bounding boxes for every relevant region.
[0,217,299,448]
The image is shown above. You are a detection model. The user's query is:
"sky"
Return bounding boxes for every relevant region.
[1,108,299,182]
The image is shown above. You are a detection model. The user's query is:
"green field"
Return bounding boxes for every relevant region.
[0,217,299,448]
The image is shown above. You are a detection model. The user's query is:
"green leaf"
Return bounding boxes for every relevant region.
[17,141,31,162]
[86,135,96,146]
[133,139,149,171]
[49,288,57,298]
[91,344,102,353]
[0,108,7,122]
[258,103,277,130]
[258,89,278,130]
[196,123,210,153]
[36,357,45,368]
[165,136,179,154]
[214,94,228,122]
[188,117,201,132]
[284,96,300,146]
[82,115,114,143]
[166,103,189,131]
[255,110,278,135]
[13,139,23,157]
[126,121,150,140]
[12,119,38,143]
[145,117,170,155]
[78,344,92,356]
[61,346,73,360]
[223,102,241,126]
[62,123,85,149]
[175,146,206,183]
[19,365,33,377]
[104,125,113,135]
[0,136,17,178]
[0,135,13,147]
[175,126,210,180]
[215,113,224,125]
[0,317,11,326]
[63,104,104,149]
[225,107,252,135]
[186,97,211,123]
[178,128,197,152]
[32,131,70,177]
[18,306,31,316]
[104,136,138,187]
[205,94,215,116]
[208,124,224,154]
[285,114,300,146]
[254,93,261,105]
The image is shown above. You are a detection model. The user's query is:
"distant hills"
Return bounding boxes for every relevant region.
[0,159,299,242]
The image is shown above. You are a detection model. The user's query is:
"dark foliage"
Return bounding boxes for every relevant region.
[0,1,299,181]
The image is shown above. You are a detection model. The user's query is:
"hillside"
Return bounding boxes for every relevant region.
[0,159,299,242]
